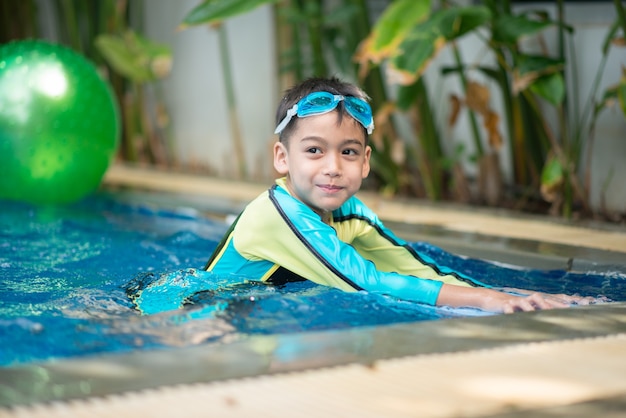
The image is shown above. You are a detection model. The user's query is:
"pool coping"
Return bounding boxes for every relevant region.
[102,164,626,255]
[1,303,625,409]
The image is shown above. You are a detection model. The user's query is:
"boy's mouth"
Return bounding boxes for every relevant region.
[318,184,343,193]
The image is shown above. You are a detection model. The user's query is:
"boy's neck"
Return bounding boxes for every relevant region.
[276,176,333,224]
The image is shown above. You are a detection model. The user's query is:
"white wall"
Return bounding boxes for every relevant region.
[144,0,277,181]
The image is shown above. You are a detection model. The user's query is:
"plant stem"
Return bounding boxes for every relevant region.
[415,78,443,200]
[60,0,83,51]
[556,0,568,155]
[451,42,484,157]
[522,89,590,214]
[218,24,247,179]
[305,1,327,76]
[351,0,387,107]
[614,0,626,36]
[274,1,297,93]
[574,45,609,157]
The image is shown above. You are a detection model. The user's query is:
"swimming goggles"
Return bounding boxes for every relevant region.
[274,91,374,135]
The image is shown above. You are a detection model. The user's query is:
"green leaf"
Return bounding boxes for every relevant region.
[396,81,421,111]
[387,12,444,83]
[95,31,171,82]
[514,54,564,104]
[530,72,565,106]
[541,155,564,188]
[475,66,503,83]
[492,13,555,44]
[386,6,490,84]
[517,54,564,75]
[594,69,626,119]
[438,6,491,40]
[180,0,278,28]
[366,0,431,56]
[134,32,171,58]
[440,65,464,76]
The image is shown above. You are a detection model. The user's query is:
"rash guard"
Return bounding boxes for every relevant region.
[205,178,488,306]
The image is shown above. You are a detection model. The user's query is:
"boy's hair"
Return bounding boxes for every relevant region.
[275,77,370,144]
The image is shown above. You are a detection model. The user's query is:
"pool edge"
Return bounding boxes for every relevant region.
[1,302,625,410]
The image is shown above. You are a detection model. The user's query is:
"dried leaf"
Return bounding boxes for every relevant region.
[512,69,540,95]
[612,36,626,47]
[151,56,172,79]
[371,102,396,150]
[385,66,420,86]
[466,80,490,114]
[484,110,503,149]
[448,94,462,126]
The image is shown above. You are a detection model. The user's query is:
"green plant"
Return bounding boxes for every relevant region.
[558,0,626,217]
[357,0,492,200]
[358,0,625,218]
[95,29,173,165]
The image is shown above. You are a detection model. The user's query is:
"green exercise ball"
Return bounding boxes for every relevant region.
[0,40,120,205]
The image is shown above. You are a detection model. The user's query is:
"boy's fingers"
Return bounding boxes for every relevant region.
[524,293,553,310]
[505,297,537,313]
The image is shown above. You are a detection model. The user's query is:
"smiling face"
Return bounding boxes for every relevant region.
[273,111,371,219]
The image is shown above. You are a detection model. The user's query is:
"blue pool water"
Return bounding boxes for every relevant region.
[1,193,624,367]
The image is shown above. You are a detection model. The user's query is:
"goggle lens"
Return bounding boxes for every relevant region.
[274,91,374,135]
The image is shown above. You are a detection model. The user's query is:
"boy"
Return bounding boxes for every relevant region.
[205,77,593,313]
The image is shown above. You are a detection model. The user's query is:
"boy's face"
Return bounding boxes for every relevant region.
[273,111,371,218]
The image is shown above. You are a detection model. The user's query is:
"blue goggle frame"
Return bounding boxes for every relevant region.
[274,91,374,135]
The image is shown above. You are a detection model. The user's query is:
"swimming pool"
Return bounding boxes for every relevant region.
[1,185,626,408]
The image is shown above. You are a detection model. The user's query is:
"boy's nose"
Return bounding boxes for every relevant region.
[323,153,341,176]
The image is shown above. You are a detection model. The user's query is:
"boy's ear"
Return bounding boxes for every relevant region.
[362,145,372,179]
[273,142,289,175]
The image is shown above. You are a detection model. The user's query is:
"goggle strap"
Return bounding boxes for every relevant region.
[274,104,298,134]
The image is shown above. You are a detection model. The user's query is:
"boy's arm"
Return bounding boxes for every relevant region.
[436,284,574,313]
[349,217,487,288]
[330,195,491,289]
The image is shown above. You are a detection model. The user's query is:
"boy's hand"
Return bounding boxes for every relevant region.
[437,284,610,314]
[494,288,610,313]
[497,292,569,314]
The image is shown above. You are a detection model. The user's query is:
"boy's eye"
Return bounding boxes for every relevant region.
[306,147,322,154]
[342,149,359,156]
